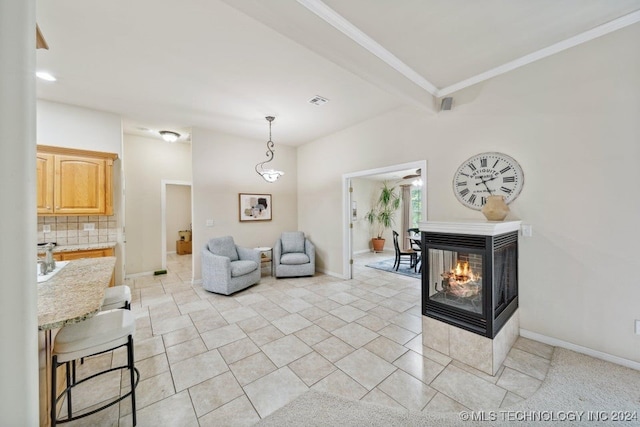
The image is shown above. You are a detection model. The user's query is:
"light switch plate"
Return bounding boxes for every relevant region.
[206,219,214,227]
[83,223,95,231]
[43,225,51,233]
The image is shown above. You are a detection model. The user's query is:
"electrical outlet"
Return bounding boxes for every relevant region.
[206,219,214,227]
[635,320,640,335]
[43,225,51,233]
[83,223,95,231]
[521,224,533,237]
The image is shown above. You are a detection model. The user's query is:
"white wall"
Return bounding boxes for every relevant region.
[191,127,297,280]
[123,134,192,274]
[36,100,125,284]
[166,184,192,252]
[298,24,640,363]
[0,0,38,422]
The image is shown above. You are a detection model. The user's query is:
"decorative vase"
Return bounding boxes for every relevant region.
[371,238,385,253]
[482,195,509,221]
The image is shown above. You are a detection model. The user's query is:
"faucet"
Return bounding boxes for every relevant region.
[43,243,56,274]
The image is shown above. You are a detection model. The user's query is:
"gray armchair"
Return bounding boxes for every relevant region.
[274,231,315,278]
[201,236,260,295]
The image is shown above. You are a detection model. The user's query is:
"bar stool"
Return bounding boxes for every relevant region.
[51,309,139,426]
[101,285,132,310]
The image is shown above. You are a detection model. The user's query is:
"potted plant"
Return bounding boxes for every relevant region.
[364,182,401,252]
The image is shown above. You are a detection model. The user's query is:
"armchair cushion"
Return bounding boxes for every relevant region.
[281,253,310,265]
[281,231,305,254]
[208,236,239,261]
[230,260,258,277]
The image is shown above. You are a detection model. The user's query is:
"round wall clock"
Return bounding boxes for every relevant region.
[453,152,524,210]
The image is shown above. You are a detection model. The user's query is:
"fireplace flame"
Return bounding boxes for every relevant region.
[440,261,482,297]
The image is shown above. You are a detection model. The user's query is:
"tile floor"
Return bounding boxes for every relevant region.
[61,251,553,426]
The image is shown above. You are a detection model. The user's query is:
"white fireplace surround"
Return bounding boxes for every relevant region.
[419,219,522,236]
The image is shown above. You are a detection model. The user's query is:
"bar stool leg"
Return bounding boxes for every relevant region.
[128,335,137,426]
[51,355,58,427]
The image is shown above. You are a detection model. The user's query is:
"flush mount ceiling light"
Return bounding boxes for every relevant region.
[255,116,284,183]
[308,95,329,106]
[36,71,56,82]
[159,130,180,142]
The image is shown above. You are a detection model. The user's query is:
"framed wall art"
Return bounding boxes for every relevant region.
[239,193,272,222]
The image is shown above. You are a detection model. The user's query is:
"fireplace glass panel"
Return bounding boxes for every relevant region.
[427,249,483,315]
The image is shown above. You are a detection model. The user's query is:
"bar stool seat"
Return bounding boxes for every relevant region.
[101,285,131,311]
[52,309,139,426]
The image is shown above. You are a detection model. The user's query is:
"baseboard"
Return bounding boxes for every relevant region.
[520,329,640,371]
[316,268,343,279]
[124,270,155,279]
[167,251,177,255]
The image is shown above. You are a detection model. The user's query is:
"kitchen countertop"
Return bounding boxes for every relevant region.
[37,257,116,330]
[38,242,116,254]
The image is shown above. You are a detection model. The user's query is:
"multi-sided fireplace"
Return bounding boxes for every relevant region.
[422,221,519,338]
[419,221,521,375]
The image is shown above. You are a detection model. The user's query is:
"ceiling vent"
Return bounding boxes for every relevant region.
[308,95,329,106]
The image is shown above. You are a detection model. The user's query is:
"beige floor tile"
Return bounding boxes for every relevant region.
[244,367,309,418]
[247,324,285,347]
[162,325,201,348]
[197,395,260,427]
[278,297,313,313]
[218,337,260,364]
[329,305,368,322]
[314,314,348,332]
[328,292,360,305]
[294,324,332,346]
[332,322,379,348]
[170,350,229,391]
[188,371,244,417]
[355,314,390,332]
[177,300,212,315]
[219,306,259,324]
[119,390,198,427]
[134,335,165,362]
[120,370,175,416]
[312,336,355,363]
[272,312,313,335]
[297,306,329,321]
[166,337,207,364]
[361,387,406,410]
[500,391,525,408]
[503,347,550,381]
[404,335,453,366]
[234,292,269,306]
[127,353,170,386]
[423,392,469,412]
[377,369,437,411]
[312,369,368,400]
[496,367,542,398]
[378,323,417,345]
[365,336,408,362]
[261,334,313,367]
[349,298,378,311]
[229,352,278,386]
[189,308,228,334]
[237,315,270,333]
[390,311,423,334]
[288,351,336,386]
[393,350,445,384]
[335,348,397,390]
[200,323,247,350]
[431,364,507,410]
[513,336,555,360]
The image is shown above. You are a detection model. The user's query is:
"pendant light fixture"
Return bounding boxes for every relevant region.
[159,130,180,142]
[255,116,284,182]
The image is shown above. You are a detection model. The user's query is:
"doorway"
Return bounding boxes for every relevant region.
[342,161,427,279]
[161,180,192,270]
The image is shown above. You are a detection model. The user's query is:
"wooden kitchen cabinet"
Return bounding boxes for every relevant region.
[37,145,118,216]
[53,247,115,285]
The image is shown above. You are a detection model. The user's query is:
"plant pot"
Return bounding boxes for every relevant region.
[371,238,385,253]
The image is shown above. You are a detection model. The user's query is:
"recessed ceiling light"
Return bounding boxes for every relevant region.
[36,71,56,82]
[308,95,329,106]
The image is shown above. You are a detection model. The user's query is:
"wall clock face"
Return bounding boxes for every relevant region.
[453,152,524,210]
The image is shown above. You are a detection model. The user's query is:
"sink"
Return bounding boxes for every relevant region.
[37,261,70,283]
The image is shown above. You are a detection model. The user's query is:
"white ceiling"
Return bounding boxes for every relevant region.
[36,0,640,146]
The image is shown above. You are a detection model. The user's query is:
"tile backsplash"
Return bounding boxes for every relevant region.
[37,216,117,246]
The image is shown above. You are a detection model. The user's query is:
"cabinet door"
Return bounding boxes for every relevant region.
[36,153,54,214]
[53,155,106,214]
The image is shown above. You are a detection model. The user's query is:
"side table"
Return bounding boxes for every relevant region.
[255,247,273,276]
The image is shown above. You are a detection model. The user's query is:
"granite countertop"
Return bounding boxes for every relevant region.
[37,242,116,254]
[37,257,116,330]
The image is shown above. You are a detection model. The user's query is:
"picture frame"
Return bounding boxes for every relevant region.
[239,193,272,222]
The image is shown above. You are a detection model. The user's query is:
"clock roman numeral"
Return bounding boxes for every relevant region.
[456,181,467,186]
[500,186,513,194]
[468,163,477,171]
[503,176,515,183]
[481,196,486,206]
[500,166,511,174]
[460,172,470,177]
[492,159,499,168]
[459,189,470,197]
[468,194,477,205]
[480,158,487,167]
